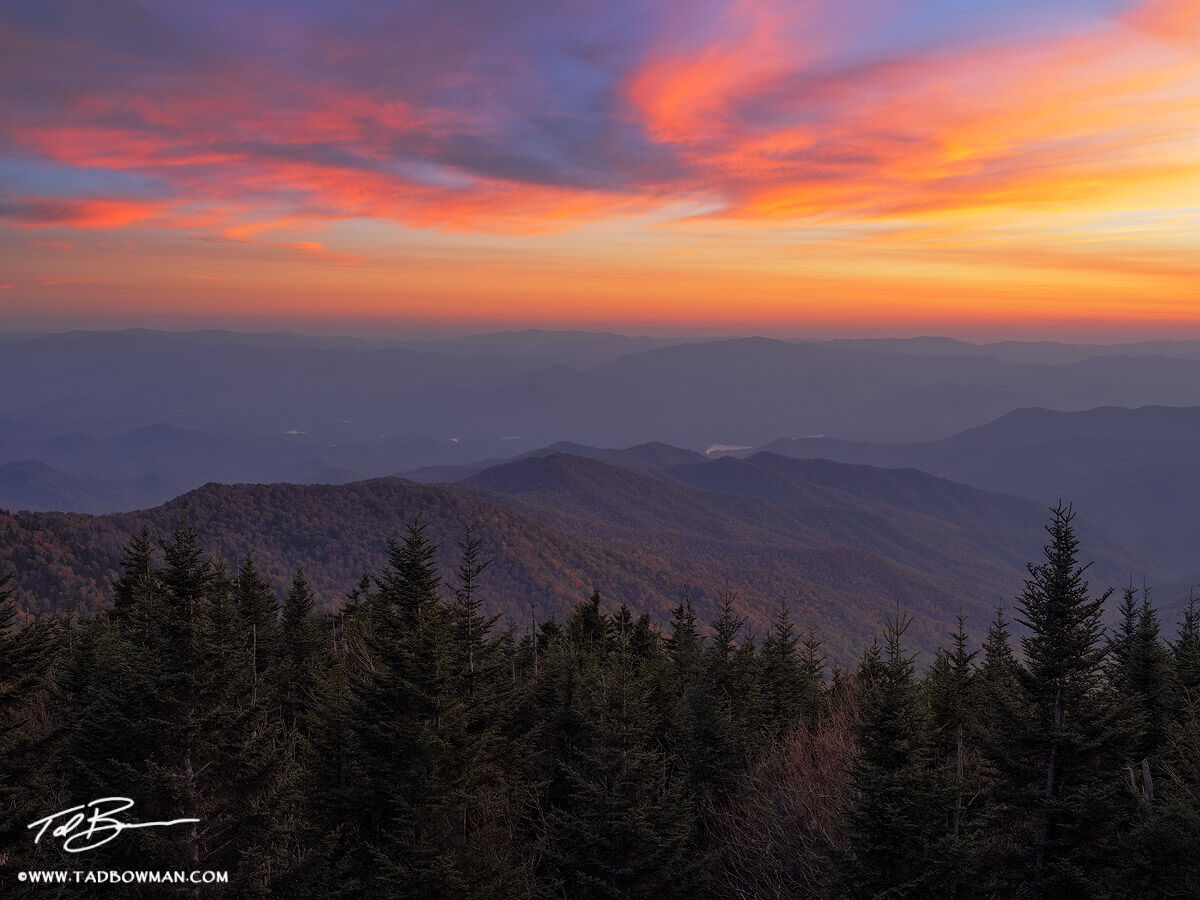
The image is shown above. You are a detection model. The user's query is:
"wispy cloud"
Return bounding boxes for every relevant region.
[32,276,108,287]
[1,0,1199,329]
[0,196,165,228]
[202,230,364,266]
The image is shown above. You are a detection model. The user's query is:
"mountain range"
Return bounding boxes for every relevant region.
[11,329,1200,518]
[2,446,1186,663]
[745,404,1200,567]
[6,328,1200,660]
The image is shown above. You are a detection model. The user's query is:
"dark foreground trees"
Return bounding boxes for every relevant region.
[1,504,1197,898]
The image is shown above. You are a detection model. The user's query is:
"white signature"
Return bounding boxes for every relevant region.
[28,798,199,853]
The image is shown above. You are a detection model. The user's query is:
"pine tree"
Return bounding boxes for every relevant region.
[839,609,954,898]
[661,592,720,811]
[1127,681,1200,895]
[55,612,159,878]
[629,611,659,660]
[997,503,1131,897]
[704,591,748,772]
[111,526,156,619]
[799,625,828,723]
[58,525,292,890]
[206,552,291,896]
[731,630,767,748]
[132,521,219,871]
[0,571,60,873]
[346,517,459,897]
[968,603,1024,882]
[925,613,981,855]
[291,630,357,900]
[443,525,525,896]
[666,592,748,807]
[280,566,324,732]
[1109,582,1172,760]
[980,603,1018,685]
[761,603,820,740]
[539,602,692,899]
[568,588,608,646]
[1172,590,1200,699]
[1108,581,1141,682]
[664,593,701,676]
[57,527,187,877]
[234,554,281,707]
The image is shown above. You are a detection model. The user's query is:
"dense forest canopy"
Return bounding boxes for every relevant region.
[2,502,1199,897]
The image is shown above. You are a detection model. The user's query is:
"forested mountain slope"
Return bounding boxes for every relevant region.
[0,452,1172,660]
[755,404,1200,564]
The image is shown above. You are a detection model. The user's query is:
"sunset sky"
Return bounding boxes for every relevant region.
[2,0,1200,338]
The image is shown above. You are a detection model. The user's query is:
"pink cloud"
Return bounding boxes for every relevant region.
[33,276,108,287]
[1,0,1197,242]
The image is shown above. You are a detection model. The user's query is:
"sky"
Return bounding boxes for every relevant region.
[2,0,1200,339]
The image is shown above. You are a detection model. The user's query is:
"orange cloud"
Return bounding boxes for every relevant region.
[2,0,1200,333]
[630,8,1200,231]
[2,197,166,229]
[1124,0,1200,42]
[32,276,108,286]
[628,0,811,147]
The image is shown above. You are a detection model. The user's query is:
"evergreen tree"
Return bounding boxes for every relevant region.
[111,526,156,619]
[629,611,659,660]
[280,566,324,731]
[996,503,1131,897]
[666,592,748,808]
[443,525,525,896]
[291,629,357,900]
[58,525,290,892]
[569,588,608,646]
[1126,682,1200,895]
[703,592,749,777]
[233,554,281,709]
[1172,590,1200,699]
[980,602,1019,687]
[799,625,828,723]
[661,592,720,812]
[1109,582,1172,760]
[839,609,955,899]
[0,571,60,876]
[761,603,820,740]
[346,517,460,897]
[163,525,287,888]
[539,602,692,899]
[1108,581,1141,687]
[925,613,981,857]
[450,525,496,696]
[664,593,701,676]
[731,630,767,748]
[967,602,1026,890]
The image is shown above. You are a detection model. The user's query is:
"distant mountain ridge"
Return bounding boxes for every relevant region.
[2,448,1184,662]
[10,329,1200,517]
[751,404,1200,571]
[0,460,182,515]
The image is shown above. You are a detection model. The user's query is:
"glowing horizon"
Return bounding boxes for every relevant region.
[3,0,1200,338]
